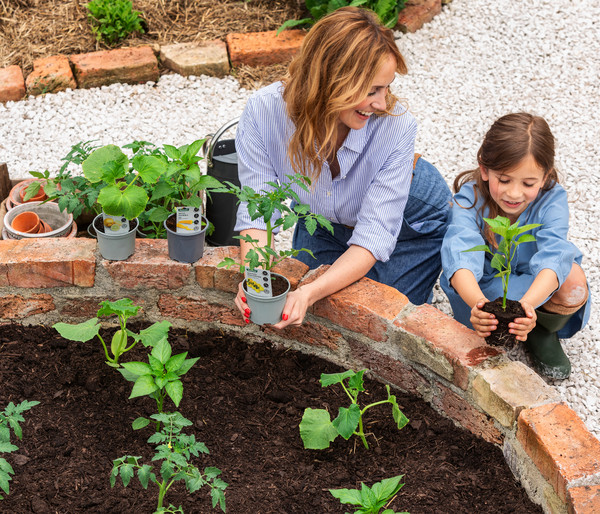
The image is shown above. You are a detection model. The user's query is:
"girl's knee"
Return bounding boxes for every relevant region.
[554,263,588,306]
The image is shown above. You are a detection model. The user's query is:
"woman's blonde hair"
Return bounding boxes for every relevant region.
[454,112,559,247]
[282,7,407,180]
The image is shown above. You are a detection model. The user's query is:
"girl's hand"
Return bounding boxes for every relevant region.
[234,282,251,325]
[510,301,537,342]
[471,298,497,338]
[271,286,312,330]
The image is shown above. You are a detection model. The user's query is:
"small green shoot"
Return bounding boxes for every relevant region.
[463,216,541,310]
[299,370,409,450]
[0,400,39,500]
[53,298,171,368]
[330,475,408,514]
[110,412,227,513]
[86,0,146,46]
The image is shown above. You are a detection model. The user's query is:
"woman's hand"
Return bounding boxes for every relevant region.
[470,298,497,338]
[510,301,537,342]
[271,286,312,329]
[235,282,251,325]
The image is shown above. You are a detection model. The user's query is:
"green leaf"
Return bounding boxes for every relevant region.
[371,475,405,502]
[53,318,100,342]
[165,352,187,373]
[129,375,159,399]
[163,144,181,160]
[347,369,366,391]
[119,463,134,487]
[132,417,151,430]
[97,298,139,319]
[132,155,166,184]
[137,464,153,489]
[139,320,172,348]
[516,234,536,244]
[151,338,172,365]
[176,356,199,376]
[0,459,14,476]
[165,380,183,407]
[490,253,506,272]
[329,487,363,505]
[462,244,491,254]
[332,404,361,440]
[97,182,148,219]
[320,370,355,388]
[299,408,338,449]
[276,18,312,34]
[304,216,317,235]
[121,361,152,376]
[0,472,11,496]
[82,145,128,183]
[388,389,410,431]
[0,443,18,453]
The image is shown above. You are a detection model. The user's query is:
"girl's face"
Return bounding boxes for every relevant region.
[337,54,397,135]
[481,154,547,222]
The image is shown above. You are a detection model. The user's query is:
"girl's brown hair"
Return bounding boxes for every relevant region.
[454,112,559,246]
[282,7,407,181]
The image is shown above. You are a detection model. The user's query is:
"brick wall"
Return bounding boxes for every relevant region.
[1,237,599,513]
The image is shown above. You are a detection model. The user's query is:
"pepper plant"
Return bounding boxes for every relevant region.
[0,400,39,500]
[111,412,227,513]
[118,337,199,431]
[299,370,409,450]
[329,475,408,514]
[217,173,333,271]
[463,216,541,310]
[53,298,171,368]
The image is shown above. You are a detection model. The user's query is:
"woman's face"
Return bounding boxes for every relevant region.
[337,54,397,134]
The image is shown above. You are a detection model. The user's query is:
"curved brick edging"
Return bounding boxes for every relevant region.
[0,237,598,513]
[0,0,444,103]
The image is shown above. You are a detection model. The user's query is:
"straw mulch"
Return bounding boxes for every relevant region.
[0,0,305,88]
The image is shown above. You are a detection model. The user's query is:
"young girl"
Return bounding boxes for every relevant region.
[440,113,591,379]
[233,7,450,328]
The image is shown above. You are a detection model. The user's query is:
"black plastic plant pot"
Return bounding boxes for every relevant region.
[88,214,138,261]
[164,213,208,263]
[243,273,291,325]
[481,297,526,349]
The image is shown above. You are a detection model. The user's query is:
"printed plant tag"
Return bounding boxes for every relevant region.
[101,213,130,235]
[244,268,273,298]
[176,206,203,234]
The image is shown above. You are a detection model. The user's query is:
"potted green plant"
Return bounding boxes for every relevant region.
[81,143,165,260]
[464,215,541,348]
[218,173,333,325]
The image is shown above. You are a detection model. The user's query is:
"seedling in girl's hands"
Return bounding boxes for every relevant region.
[53,298,171,368]
[110,412,227,513]
[299,370,409,450]
[118,338,199,431]
[0,400,39,500]
[463,216,541,310]
[330,474,409,514]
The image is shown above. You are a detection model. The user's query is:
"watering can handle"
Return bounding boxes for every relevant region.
[204,117,240,165]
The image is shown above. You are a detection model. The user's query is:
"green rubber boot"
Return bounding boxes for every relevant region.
[525,309,572,380]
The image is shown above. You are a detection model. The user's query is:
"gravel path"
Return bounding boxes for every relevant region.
[1,0,598,437]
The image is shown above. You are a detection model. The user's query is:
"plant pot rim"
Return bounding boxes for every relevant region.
[164,213,208,238]
[89,213,138,238]
[243,272,290,300]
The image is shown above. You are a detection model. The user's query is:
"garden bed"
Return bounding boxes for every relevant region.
[0,323,542,513]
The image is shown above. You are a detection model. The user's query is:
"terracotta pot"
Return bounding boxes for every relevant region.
[11,211,41,233]
[19,183,46,203]
[8,179,48,208]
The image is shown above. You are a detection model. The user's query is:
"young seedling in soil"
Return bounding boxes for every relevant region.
[463,215,541,310]
[217,173,334,272]
[110,412,227,513]
[299,370,409,450]
[118,337,199,431]
[53,298,171,368]
[329,474,408,514]
[0,400,39,500]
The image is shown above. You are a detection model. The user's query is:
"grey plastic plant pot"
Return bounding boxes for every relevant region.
[243,273,291,325]
[88,214,138,261]
[164,213,208,263]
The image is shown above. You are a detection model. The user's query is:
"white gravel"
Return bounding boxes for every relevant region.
[0,0,598,438]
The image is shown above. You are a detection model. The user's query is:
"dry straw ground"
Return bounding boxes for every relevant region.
[0,0,303,88]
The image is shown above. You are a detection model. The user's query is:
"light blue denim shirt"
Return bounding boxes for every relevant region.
[234,82,417,262]
[441,180,591,337]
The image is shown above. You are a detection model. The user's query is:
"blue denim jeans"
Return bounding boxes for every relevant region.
[292,157,451,305]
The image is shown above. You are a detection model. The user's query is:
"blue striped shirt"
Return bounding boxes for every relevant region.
[234,81,417,262]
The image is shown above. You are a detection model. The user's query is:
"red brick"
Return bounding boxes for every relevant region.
[0,294,55,319]
[433,383,503,444]
[348,338,430,396]
[26,55,76,95]
[226,30,305,67]
[395,304,501,389]
[396,0,442,33]
[195,246,240,291]
[0,65,26,103]
[70,46,159,89]
[517,403,600,502]
[568,485,600,514]
[272,258,309,289]
[0,239,96,288]
[264,321,342,350]
[311,275,410,342]
[157,294,245,327]
[103,239,192,289]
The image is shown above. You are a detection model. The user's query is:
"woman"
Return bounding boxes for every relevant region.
[234,7,451,328]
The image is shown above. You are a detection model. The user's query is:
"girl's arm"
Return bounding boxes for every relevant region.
[450,269,497,337]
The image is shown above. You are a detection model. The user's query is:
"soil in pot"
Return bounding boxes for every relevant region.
[482,298,526,349]
[0,323,542,513]
[93,215,137,234]
[165,213,207,233]
[244,274,289,297]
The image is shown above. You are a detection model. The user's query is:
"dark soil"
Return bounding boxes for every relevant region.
[0,323,542,513]
[482,298,526,349]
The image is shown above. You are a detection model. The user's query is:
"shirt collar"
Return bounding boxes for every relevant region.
[340,121,371,153]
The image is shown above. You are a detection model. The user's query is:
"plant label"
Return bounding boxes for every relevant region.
[102,213,129,235]
[176,207,202,234]
[244,268,273,298]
